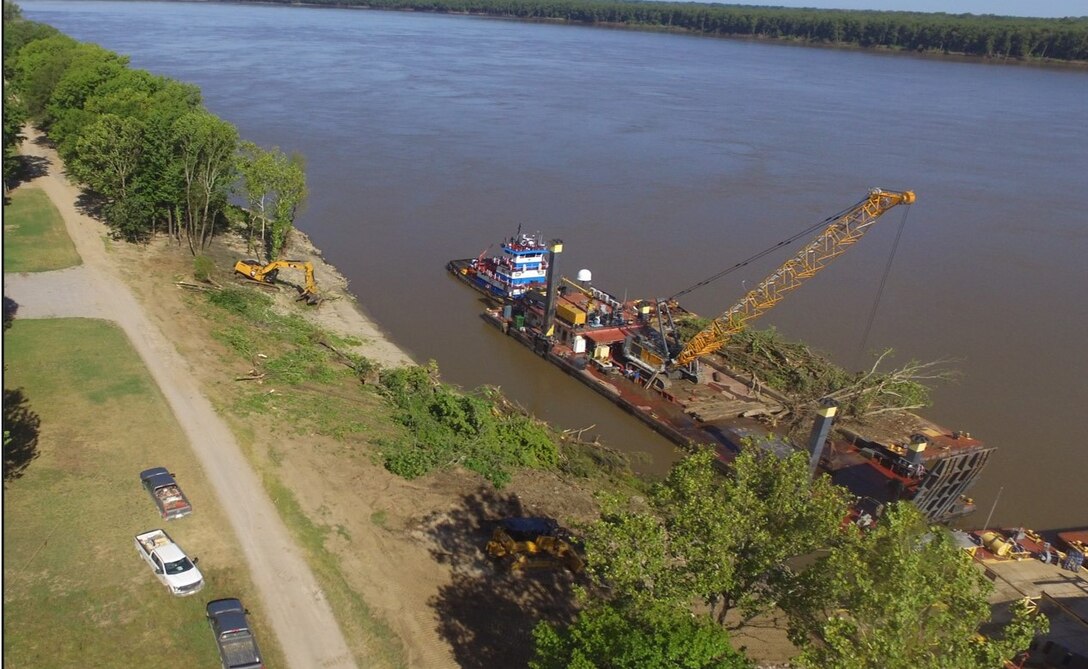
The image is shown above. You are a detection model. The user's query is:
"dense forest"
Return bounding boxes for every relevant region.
[246,0,1088,62]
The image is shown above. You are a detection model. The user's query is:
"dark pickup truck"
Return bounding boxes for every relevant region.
[207,598,264,669]
[139,467,192,520]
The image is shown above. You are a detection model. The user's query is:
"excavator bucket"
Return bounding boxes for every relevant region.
[297,290,323,306]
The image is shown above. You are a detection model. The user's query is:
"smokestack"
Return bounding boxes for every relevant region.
[808,398,838,480]
[542,239,563,337]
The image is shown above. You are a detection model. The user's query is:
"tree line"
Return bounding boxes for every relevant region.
[247,0,1088,62]
[2,1,305,258]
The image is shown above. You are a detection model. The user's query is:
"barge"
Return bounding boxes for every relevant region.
[448,190,994,524]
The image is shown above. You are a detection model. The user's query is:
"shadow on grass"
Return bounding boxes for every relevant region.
[423,487,582,668]
[3,154,50,194]
[4,296,17,331]
[4,388,41,483]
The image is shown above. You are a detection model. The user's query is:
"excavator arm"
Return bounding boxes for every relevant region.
[234,259,321,305]
[673,188,915,368]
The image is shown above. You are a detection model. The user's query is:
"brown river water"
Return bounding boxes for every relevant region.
[21,0,1088,530]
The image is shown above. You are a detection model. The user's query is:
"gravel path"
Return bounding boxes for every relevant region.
[5,131,359,669]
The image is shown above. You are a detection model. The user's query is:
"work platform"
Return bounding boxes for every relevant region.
[972,537,1088,668]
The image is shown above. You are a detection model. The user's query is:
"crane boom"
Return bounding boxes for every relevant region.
[672,188,915,368]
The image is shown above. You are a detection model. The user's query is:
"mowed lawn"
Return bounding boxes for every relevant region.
[3,319,283,668]
[2,187,81,272]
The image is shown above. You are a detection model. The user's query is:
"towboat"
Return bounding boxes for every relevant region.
[447,230,550,301]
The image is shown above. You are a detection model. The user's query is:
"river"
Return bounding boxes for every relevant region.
[19,0,1088,531]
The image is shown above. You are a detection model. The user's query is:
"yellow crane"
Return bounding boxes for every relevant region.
[234,259,322,305]
[672,188,915,368]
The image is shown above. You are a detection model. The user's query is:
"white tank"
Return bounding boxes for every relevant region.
[576,269,592,283]
[573,335,587,354]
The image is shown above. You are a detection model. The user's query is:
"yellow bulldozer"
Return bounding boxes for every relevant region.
[485,517,584,574]
[234,259,322,305]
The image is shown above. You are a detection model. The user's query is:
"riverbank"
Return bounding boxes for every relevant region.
[263,226,417,370]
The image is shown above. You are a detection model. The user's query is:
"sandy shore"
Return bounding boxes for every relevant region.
[280,228,417,369]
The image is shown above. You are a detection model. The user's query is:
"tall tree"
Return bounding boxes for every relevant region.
[783,504,1048,669]
[172,110,238,253]
[237,141,307,260]
[45,43,127,156]
[3,0,21,21]
[269,151,306,258]
[2,85,26,184]
[71,113,143,200]
[10,34,79,120]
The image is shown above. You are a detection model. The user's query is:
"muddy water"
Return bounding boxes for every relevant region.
[22,1,1088,530]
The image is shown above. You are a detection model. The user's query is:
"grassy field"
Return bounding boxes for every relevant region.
[2,318,284,669]
[2,188,81,272]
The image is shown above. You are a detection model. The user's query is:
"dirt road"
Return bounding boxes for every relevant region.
[5,131,359,669]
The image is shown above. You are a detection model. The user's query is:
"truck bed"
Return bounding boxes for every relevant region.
[136,529,171,553]
[219,632,261,668]
[154,485,191,514]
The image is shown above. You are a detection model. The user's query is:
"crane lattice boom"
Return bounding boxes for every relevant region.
[673,188,915,368]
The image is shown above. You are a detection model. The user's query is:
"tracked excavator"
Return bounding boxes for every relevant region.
[485,518,585,574]
[234,259,322,305]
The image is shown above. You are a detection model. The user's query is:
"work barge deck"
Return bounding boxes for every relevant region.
[448,191,995,524]
[450,259,993,525]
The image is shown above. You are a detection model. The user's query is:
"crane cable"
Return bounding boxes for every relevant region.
[856,204,912,364]
[667,200,864,303]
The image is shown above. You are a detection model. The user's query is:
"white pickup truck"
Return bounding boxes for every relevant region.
[134,529,204,596]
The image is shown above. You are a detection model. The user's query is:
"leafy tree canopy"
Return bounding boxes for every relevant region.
[531,600,750,669]
[784,503,1049,669]
[583,447,850,626]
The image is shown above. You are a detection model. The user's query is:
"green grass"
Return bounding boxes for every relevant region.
[2,187,81,272]
[2,319,285,669]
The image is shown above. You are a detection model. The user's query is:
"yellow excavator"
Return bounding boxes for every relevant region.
[233,259,322,305]
[485,518,585,574]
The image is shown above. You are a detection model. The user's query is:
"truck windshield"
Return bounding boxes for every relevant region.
[163,557,194,575]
